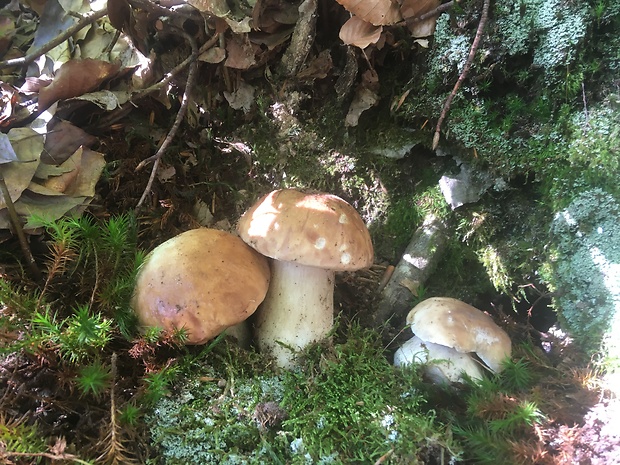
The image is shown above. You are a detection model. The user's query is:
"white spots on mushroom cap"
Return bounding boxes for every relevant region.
[341,252,351,265]
[315,237,326,250]
[339,213,348,224]
[474,327,500,344]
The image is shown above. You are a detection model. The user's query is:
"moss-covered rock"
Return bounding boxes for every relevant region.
[546,189,620,358]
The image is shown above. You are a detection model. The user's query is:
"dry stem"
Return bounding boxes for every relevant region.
[134,33,200,210]
[432,0,490,150]
[0,8,108,70]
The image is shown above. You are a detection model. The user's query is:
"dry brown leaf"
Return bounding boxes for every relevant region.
[42,119,97,165]
[225,34,257,70]
[345,87,379,126]
[400,0,441,37]
[339,16,383,49]
[199,46,227,63]
[335,0,402,26]
[187,0,229,16]
[107,0,131,31]
[296,50,333,80]
[38,59,121,110]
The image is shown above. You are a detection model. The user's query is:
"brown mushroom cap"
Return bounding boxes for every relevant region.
[406,297,512,372]
[131,228,270,344]
[237,189,373,271]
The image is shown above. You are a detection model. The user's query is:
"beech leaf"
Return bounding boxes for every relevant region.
[335,0,402,26]
[38,59,121,111]
[339,16,383,49]
[401,0,441,37]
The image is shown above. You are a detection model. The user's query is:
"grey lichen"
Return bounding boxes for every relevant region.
[495,0,588,73]
[548,189,620,356]
[147,372,288,464]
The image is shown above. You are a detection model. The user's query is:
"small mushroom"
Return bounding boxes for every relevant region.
[131,228,270,345]
[407,297,512,373]
[405,297,512,373]
[394,335,484,383]
[237,188,374,367]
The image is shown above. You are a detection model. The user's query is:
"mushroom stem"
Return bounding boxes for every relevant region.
[254,260,334,368]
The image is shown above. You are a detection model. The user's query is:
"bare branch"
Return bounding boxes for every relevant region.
[0,8,108,70]
[0,171,42,282]
[135,33,201,210]
[432,0,490,150]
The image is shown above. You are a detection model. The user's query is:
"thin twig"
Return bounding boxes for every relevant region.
[397,1,454,28]
[0,451,92,465]
[0,171,42,282]
[432,0,490,150]
[581,82,590,128]
[131,34,219,102]
[0,8,108,70]
[94,33,219,130]
[135,35,200,210]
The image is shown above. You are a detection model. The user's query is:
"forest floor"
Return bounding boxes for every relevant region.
[1,0,620,463]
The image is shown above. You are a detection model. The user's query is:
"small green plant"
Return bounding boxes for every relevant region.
[0,214,145,463]
[445,346,547,464]
[0,414,47,459]
[77,360,111,397]
[499,357,535,391]
[118,403,142,427]
[141,364,182,406]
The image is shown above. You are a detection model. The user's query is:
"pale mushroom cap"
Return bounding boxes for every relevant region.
[237,189,374,271]
[406,297,512,372]
[131,228,270,344]
[394,335,484,383]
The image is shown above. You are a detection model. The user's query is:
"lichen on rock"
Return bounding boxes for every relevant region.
[548,189,620,360]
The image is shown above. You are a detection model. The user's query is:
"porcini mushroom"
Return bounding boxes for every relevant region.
[131,228,270,344]
[405,297,512,374]
[394,335,484,383]
[237,189,374,367]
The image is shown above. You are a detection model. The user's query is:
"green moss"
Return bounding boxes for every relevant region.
[146,328,461,464]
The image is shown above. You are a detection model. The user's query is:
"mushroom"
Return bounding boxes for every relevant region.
[394,335,484,383]
[394,297,511,381]
[237,189,374,367]
[131,228,270,345]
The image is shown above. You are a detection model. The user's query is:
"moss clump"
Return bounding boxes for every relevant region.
[146,327,460,464]
[398,0,620,205]
[545,189,620,355]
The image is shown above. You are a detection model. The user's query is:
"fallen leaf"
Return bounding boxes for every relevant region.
[38,59,121,110]
[69,90,129,110]
[43,119,97,165]
[187,0,230,16]
[399,277,421,296]
[225,35,257,70]
[339,15,383,49]
[157,164,176,183]
[345,86,379,127]
[0,133,18,164]
[224,81,256,112]
[0,190,87,230]
[0,128,43,209]
[296,50,333,80]
[107,0,131,31]
[40,146,106,197]
[335,0,402,26]
[401,0,441,37]
[199,46,227,64]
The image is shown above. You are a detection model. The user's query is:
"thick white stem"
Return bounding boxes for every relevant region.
[254,260,334,368]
